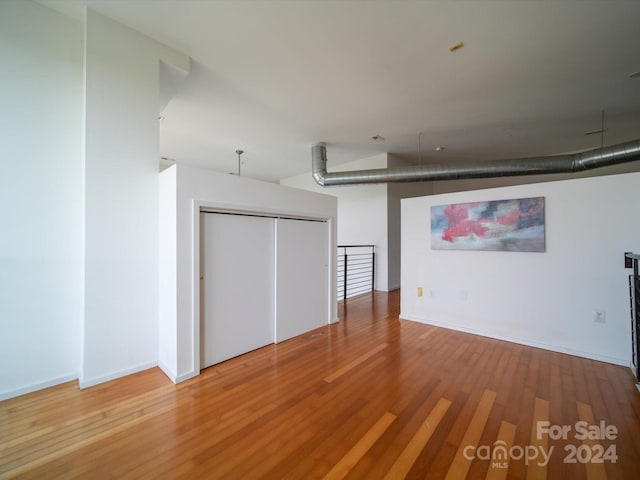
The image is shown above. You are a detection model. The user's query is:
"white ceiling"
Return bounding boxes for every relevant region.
[46,0,640,182]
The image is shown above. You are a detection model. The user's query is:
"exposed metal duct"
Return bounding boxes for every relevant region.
[311,139,640,186]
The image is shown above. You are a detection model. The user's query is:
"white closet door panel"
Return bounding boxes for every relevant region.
[275,218,329,343]
[201,213,274,368]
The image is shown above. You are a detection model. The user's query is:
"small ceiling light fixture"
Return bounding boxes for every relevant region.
[235,149,244,176]
[435,146,445,152]
[372,134,385,142]
[158,115,165,121]
[449,41,464,52]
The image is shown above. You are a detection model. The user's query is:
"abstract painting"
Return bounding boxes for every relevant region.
[431,197,545,252]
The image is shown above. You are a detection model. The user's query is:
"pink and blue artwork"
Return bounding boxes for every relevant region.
[431,197,545,252]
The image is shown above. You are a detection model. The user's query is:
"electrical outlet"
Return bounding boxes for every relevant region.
[417,287,423,297]
[594,310,606,323]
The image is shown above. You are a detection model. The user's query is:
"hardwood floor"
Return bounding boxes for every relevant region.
[2,290,640,479]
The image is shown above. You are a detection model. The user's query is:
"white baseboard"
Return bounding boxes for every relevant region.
[157,361,198,384]
[79,361,158,389]
[400,313,628,367]
[158,360,178,384]
[175,370,198,383]
[0,373,78,402]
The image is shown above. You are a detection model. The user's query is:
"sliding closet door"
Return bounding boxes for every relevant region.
[201,213,275,368]
[275,218,329,343]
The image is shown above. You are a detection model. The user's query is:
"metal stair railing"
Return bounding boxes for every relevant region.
[337,245,375,300]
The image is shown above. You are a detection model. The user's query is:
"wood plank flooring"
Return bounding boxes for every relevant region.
[2,290,640,479]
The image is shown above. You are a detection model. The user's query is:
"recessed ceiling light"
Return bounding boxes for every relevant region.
[629,71,640,79]
[372,135,385,142]
[435,146,445,152]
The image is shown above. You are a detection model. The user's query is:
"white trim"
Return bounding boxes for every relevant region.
[175,370,197,383]
[192,199,336,377]
[159,360,197,384]
[197,199,332,222]
[192,203,201,378]
[0,373,78,402]
[79,361,157,389]
[400,313,629,367]
[327,217,339,324]
[158,359,177,384]
[273,218,280,343]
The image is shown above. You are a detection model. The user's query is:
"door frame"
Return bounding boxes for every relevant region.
[193,200,336,375]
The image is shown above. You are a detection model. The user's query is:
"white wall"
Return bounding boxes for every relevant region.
[0,1,84,400]
[158,166,178,379]
[159,164,337,382]
[281,154,390,291]
[386,187,402,291]
[81,10,188,387]
[386,156,434,291]
[401,172,640,366]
